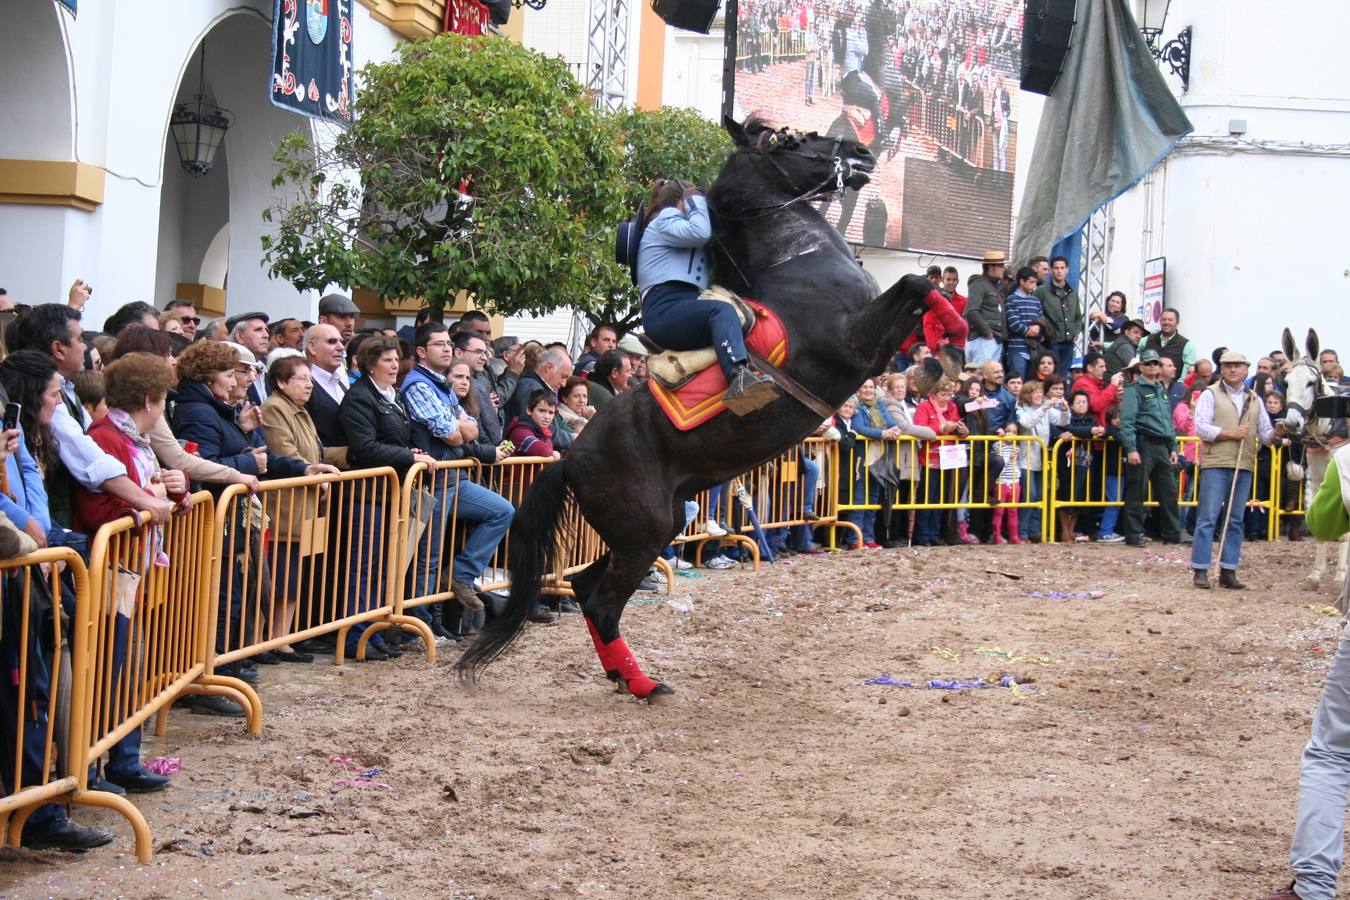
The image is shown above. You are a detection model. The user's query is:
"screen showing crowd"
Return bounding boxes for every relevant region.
[730,0,1022,257]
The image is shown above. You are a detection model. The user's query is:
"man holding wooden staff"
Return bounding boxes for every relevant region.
[1190,350,1280,589]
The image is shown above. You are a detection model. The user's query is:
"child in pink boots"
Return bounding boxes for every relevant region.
[992,422,1024,544]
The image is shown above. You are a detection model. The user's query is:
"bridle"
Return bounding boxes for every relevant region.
[1285,358,1336,449]
[712,130,861,221]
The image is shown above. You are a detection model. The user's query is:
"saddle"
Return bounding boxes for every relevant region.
[640,286,757,390]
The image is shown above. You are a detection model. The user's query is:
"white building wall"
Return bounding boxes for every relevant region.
[1103,0,1350,361]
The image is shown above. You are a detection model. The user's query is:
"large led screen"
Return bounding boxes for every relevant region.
[730,0,1022,257]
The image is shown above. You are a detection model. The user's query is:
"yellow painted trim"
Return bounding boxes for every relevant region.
[175,284,227,319]
[0,159,105,212]
[636,3,667,111]
[357,0,445,40]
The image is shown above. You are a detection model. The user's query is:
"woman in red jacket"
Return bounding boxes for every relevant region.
[912,379,968,546]
[73,352,191,796]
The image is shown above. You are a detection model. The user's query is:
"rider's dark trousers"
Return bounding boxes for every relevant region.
[642,281,747,378]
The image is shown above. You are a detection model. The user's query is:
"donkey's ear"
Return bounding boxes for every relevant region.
[1282,327,1298,362]
[938,344,966,383]
[1307,328,1321,363]
[723,115,751,147]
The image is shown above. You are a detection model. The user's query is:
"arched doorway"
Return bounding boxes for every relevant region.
[155,11,313,321]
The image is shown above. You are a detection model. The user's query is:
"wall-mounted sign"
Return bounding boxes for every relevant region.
[1142,256,1165,333]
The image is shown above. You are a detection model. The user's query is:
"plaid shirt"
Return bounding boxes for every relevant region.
[402,365,462,440]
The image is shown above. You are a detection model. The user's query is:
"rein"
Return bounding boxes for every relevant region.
[1287,359,1341,450]
[710,136,852,222]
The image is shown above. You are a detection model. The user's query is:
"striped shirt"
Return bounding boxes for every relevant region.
[1004,290,1043,350]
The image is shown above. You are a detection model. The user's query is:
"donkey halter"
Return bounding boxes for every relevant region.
[1287,358,1335,449]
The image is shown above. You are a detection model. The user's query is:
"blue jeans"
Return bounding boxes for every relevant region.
[1051,341,1076,381]
[103,612,142,778]
[965,336,1003,367]
[642,282,745,378]
[346,501,389,647]
[801,457,820,516]
[1020,469,1042,540]
[1190,467,1252,571]
[848,477,881,542]
[915,468,945,544]
[450,478,515,582]
[1099,474,1121,535]
[1005,346,1031,379]
[1290,629,1350,900]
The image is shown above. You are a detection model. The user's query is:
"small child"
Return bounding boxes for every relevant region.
[72,369,108,423]
[1098,404,1125,541]
[505,389,561,461]
[991,421,1023,544]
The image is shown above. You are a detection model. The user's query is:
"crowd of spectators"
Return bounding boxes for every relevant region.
[0,270,1343,853]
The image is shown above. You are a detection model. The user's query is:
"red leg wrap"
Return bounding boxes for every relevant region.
[585,619,660,698]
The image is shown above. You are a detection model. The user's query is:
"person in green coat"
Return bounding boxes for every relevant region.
[1034,255,1083,378]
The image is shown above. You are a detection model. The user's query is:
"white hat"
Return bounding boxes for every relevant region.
[266,348,304,372]
[223,341,259,367]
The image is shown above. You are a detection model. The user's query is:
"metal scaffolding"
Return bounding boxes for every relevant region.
[1079,203,1111,351]
[587,0,630,111]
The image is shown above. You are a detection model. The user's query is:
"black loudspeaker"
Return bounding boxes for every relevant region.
[651,0,720,34]
[1021,0,1077,95]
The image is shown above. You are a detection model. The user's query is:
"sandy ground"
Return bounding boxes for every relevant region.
[0,539,1345,899]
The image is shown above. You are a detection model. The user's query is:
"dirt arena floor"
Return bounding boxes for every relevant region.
[1,539,1346,898]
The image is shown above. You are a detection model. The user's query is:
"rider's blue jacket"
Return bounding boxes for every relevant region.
[636,195,712,294]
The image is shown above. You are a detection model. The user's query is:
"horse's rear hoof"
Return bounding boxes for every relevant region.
[646,684,676,705]
[1303,577,1320,591]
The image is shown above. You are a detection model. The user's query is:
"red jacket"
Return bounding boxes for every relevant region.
[1070,375,1119,427]
[74,417,189,534]
[913,397,964,468]
[900,292,970,354]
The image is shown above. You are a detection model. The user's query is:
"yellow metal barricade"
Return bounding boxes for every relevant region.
[835,435,1049,545]
[0,549,86,850]
[210,468,428,668]
[61,494,253,862]
[1273,443,1311,541]
[472,457,555,594]
[1045,435,1275,543]
[399,459,481,618]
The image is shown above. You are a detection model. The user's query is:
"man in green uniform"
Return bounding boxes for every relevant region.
[1117,348,1181,547]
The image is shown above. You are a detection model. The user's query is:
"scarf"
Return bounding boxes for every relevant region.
[106,407,170,567]
[860,396,885,431]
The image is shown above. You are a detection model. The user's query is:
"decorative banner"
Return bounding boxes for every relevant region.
[271,0,353,123]
[444,0,491,36]
[1142,256,1166,333]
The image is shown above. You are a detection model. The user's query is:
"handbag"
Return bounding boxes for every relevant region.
[403,487,437,576]
[1286,461,1305,482]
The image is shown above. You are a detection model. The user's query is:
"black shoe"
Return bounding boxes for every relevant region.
[528,605,558,624]
[1192,569,1211,589]
[22,819,114,851]
[274,649,314,663]
[219,663,260,685]
[1125,535,1150,547]
[377,640,403,658]
[558,599,581,614]
[723,365,778,415]
[107,766,170,794]
[294,635,337,655]
[357,643,391,661]
[804,510,821,522]
[430,620,458,641]
[254,650,282,665]
[185,694,246,717]
[1219,568,1247,590]
[88,776,126,796]
[637,578,661,592]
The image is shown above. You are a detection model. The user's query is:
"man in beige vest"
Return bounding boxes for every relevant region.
[1189,350,1280,588]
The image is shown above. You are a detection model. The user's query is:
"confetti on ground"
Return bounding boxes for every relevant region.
[864,674,1039,692]
[1019,591,1107,600]
[147,756,181,775]
[929,646,961,662]
[1304,604,1341,617]
[975,647,1056,665]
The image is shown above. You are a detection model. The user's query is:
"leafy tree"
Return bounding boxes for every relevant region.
[587,107,731,334]
[262,34,625,318]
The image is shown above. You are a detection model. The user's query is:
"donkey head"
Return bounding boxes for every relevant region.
[1282,327,1326,434]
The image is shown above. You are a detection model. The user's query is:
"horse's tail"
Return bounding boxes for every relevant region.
[456,458,570,679]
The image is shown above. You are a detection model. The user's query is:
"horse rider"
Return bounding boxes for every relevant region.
[637,178,777,415]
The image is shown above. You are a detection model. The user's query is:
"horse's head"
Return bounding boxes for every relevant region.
[1281,326,1325,435]
[723,115,875,199]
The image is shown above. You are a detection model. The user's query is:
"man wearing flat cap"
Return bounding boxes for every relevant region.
[227,312,271,404]
[318,293,359,342]
[1189,350,1282,589]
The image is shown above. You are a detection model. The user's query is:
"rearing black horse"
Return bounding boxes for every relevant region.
[459,116,960,700]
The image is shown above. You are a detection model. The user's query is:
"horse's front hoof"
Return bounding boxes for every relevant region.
[645,684,676,705]
[1303,576,1321,591]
